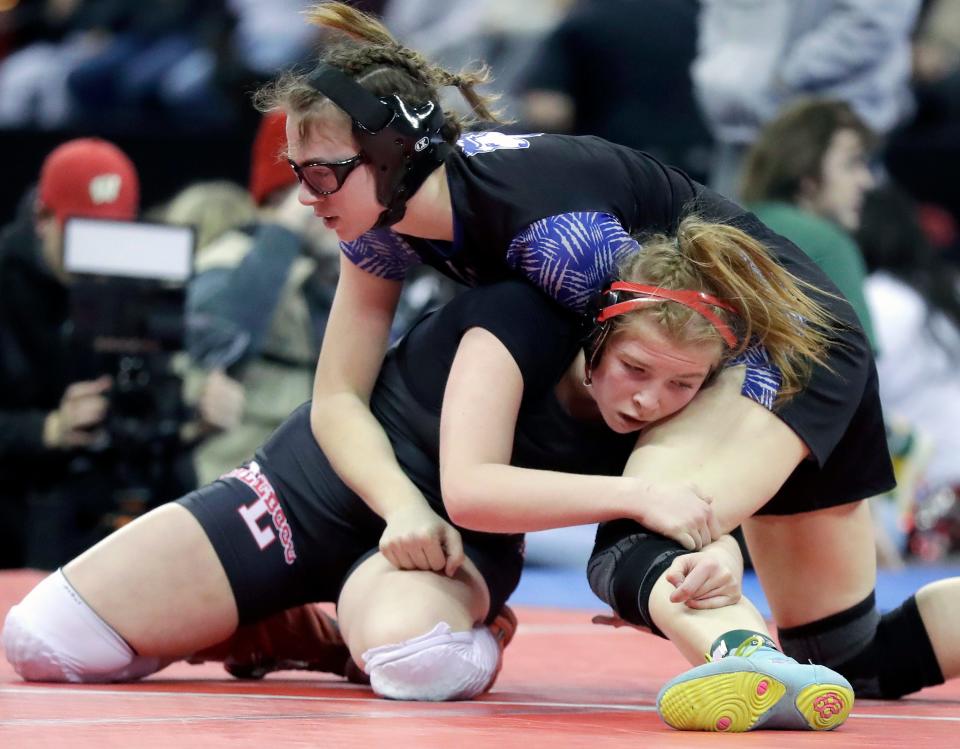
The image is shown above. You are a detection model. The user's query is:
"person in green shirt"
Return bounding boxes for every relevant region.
[740,98,878,348]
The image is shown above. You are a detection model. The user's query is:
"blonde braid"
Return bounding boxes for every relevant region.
[255,3,506,133]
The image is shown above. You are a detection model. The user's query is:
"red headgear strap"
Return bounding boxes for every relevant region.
[597,281,739,348]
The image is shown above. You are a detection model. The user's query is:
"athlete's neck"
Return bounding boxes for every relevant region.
[392,165,454,240]
[555,354,603,422]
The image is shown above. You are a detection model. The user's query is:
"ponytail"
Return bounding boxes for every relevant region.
[614,217,839,404]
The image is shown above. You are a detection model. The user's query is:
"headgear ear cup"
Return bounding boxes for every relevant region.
[305,63,449,228]
[582,283,621,375]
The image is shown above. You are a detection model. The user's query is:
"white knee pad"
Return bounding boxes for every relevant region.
[362,622,500,701]
[2,569,163,683]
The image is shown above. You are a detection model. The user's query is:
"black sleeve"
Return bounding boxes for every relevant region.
[0,410,47,456]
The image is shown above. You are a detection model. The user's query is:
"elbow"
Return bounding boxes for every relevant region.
[441,469,488,530]
[309,390,360,443]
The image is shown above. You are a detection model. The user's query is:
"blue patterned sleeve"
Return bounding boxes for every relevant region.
[505,212,640,312]
[726,342,783,411]
[340,229,422,281]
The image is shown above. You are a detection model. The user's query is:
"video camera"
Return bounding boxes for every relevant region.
[62,217,195,452]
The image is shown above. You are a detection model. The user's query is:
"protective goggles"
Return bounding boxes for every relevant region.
[287,153,365,196]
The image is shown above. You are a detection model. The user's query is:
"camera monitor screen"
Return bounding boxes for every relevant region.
[63,217,195,283]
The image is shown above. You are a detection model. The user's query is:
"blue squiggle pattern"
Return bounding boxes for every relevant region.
[340,229,422,281]
[728,342,782,410]
[506,212,640,312]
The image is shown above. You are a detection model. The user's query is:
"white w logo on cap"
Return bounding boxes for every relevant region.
[88,174,123,205]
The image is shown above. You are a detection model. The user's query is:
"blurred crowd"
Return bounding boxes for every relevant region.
[2,0,960,570]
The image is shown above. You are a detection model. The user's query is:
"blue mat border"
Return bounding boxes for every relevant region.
[512,563,959,618]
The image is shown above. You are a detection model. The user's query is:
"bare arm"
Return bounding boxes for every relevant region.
[623,365,810,535]
[440,328,717,549]
[312,255,464,573]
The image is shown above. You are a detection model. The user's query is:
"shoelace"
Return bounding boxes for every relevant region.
[733,636,766,658]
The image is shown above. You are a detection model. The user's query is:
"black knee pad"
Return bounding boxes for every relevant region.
[778,592,944,699]
[587,520,692,637]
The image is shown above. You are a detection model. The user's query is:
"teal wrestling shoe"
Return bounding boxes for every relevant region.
[657,634,853,732]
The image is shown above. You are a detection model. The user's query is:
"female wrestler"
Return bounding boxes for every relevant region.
[250,3,957,731]
[252,2,871,574]
[3,216,837,710]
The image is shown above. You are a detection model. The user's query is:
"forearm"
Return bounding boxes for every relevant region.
[188,226,301,365]
[311,392,431,518]
[444,463,639,533]
[222,225,301,354]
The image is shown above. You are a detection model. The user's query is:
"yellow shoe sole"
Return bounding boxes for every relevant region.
[796,683,854,730]
[659,672,854,731]
[659,672,787,732]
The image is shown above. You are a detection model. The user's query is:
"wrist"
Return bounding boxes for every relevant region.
[710,535,744,574]
[381,484,433,520]
[42,411,63,449]
[614,476,651,524]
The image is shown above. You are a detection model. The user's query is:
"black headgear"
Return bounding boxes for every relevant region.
[306,62,450,228]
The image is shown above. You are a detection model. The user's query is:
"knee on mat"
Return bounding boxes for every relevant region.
[777,592,944,700]
[588,526,692,636]
[362,621,501,701]
[2,570,160,683]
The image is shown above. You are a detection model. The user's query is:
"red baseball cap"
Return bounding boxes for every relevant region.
[249,111,297,205]
[38,138,140,224]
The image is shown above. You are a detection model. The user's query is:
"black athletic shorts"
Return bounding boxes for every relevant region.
[177,404,524,625]
[759,354,895,515]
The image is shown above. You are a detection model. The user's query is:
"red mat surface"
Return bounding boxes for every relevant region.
[1,570,957,748]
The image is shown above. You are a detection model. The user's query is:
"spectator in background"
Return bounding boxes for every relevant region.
[858,184,960,558]
[227,0,323,78]
[886,0,960,230]
[164,179,257,466]
[913,0,960,90]
[740,98,878,348]
[0,0,242,132]
[741,100,925,566]
[165,179,258,251]
[0,138,238,569]
[0,138,140,568]
[0,0,102,128]
[382,0,570,120]
[693,0,921,198]
[518,0,712,182]
[65,0,240,131]
[184,112,340,485]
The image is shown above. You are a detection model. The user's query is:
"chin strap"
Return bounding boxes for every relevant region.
[306,63,450,230]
